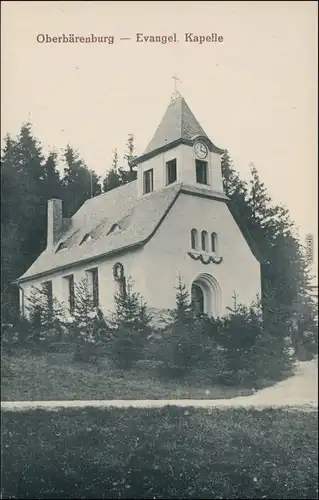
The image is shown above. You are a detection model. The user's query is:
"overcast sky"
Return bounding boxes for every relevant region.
[1,1,318,274]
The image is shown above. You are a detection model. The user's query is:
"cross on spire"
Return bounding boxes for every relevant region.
[171,74,182,101]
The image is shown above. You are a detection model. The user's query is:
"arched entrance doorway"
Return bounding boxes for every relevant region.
[191,284,204,315]
[191,273,222,317]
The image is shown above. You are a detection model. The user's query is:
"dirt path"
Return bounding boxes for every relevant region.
[1,359,317,412]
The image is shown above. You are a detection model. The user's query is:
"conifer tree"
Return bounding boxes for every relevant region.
[68,276,99,340]
[43,151,62,200]
[1,125,100,322]
[16,122,45,181]
[62,145,101,216]
[110,278,152,368]
[26,284,65,331]
[1,125,47,321]
[221,150,313,340]
[160,275,206,376]
[103,136,138,193]
[119,133,138,183]
[124,133,137,174]
[170,274,195,327]
[103,148,122,192]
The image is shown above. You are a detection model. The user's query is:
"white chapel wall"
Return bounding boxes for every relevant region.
[140,192,262,316]
[137,144,224,196]
[20,247,145,320]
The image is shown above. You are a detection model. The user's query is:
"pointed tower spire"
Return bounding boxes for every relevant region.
[135,92,225,199]
[141,95,211,158]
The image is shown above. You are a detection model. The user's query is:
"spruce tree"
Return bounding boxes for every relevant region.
[170,274,195,327]
[62,145,101,216]
[221,150,313,342]
[110,278,152,368]
[103,136,138,193]
[103,148,122,192]
[16,122,45,181]
[1,125,47,321]
[124,133,137,174]
[119,133,138,184]
[26,284,65,341]
[43,151,63,200]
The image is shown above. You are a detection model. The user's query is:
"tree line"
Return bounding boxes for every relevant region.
[1,122,316,344]
[1,123,136,322]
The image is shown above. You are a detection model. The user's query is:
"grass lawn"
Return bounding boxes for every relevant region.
[1,349,254,401]
[1,407,318,499]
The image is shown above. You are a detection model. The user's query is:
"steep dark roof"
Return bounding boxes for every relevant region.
[143,96,209,154]
[226,200,264,264]
[17,181,181,282]
[136,96,224,163]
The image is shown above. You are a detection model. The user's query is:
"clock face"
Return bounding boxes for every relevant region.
[194,141,208,159]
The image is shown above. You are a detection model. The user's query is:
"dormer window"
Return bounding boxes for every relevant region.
[107,223,121,235]
[166,159,177,185]
[143,168,153,194]
[56,242,67,253]
[80,233,92,245]
[195,160,208,185]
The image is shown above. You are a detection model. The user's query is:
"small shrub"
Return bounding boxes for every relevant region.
[1,354,14,382]
[157,276,226,379]
[295,299,318,360]
[26,285,65,342]
[73,339,98,363]
[110,278,152,369]
[301,329,318,358]
[158,323,193,378]
[69,278,98,336]
[207,294,295,386]
[1,317,35,352]
[2,323,17,354]
[67,277,110,362]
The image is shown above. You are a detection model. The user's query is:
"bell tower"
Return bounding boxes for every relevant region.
[135,88,225,198]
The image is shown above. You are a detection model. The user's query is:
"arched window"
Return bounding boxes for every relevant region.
[201,230,208,252]
[191,229,198,250]
[211,232,218,253]
[56,242,67,253]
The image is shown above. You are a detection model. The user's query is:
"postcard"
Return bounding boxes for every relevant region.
[1,2,318,499]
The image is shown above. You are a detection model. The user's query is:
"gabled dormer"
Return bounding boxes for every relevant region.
[135,94,225,198]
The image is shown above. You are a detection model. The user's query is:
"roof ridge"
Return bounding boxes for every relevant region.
[83,179,137,205]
